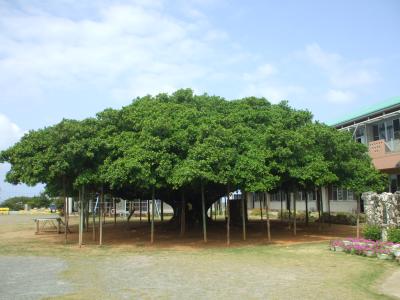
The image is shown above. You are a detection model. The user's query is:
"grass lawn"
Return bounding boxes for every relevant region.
[0,214,397,299]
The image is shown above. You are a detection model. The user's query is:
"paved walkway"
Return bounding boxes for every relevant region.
[380,268,400,299]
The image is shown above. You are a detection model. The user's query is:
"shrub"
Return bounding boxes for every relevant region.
[319,212,365,225]
[387,228,400,243]
[363,225,381,241]
[250,208,274,218]
[277,210,315,222]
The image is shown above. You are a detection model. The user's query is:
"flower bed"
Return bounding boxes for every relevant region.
[329,238,400,262]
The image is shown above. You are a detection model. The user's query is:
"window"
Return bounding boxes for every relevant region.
[331,186,354,201]
[271,193,280,201]
[372,125,379,141]
[332,185,338,200]
[379,123,386,140]
[307,191,315,201]
[387,121,394,141]
[394,119,400,140]
[355,127,365,144]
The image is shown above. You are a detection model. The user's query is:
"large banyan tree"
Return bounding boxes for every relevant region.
[0,89,387,228]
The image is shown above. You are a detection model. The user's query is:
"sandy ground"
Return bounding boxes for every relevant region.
[0,214,398,299]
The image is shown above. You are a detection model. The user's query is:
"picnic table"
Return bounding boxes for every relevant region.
[33,216,66,234]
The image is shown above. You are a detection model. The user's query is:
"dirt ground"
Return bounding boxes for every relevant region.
[8,213,359,248]
[0,214,398,299]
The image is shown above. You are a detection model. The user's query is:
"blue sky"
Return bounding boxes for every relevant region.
[0,0,399,200]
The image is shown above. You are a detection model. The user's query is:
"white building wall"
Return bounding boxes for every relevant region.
[246,191,358,213]
[329,200,358,213]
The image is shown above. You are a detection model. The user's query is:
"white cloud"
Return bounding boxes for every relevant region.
[303,43,379,89]
[325,89,355,104]
[0,114,24,150]
[241,63,304,103]
[243,83,305,103]
[243,63,276,81]
[0,1,242,105]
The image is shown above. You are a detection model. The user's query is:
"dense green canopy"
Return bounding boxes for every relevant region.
[0,89,386,216]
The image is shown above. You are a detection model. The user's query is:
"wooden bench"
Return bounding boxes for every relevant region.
[33,216,65,234]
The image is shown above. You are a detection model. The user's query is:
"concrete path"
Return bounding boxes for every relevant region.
[380,268,400,299]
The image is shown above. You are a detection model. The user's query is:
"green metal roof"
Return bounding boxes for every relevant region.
[328,96,400,127]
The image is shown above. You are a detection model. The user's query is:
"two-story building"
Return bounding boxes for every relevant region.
[333,97,400,193]
[246,97,400,214]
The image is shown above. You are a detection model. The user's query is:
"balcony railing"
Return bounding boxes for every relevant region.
[369,139,400,158]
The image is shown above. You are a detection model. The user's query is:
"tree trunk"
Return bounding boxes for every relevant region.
[226,185,230,246]
[201,182,207,242]
[151,187,155,243]
[259,193,263,220]
[265,192,271,242]
[242,191,246,241]
[180,192,186,237]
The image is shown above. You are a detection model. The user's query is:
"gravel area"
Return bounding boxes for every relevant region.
[0,256,73,300]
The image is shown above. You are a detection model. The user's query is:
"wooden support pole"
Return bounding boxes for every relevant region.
[288,192,291,230]
[147,199,150,224]
[63,177,68,245]
[201,181,207,242]
[265,192,271,242]
[242,191,246,241]
[226,185,230,246]
[305,191,309,226]
[86,196,89,233]
[78,187,83,247]
[151,187,155,243]
[356,195,360,239]
[139,199,142,222]
[92,197,96,241]
[113,198,116,226]
[180,191,186,237]
[224,197,227,219]
[161,200,164,222]
[319,187,324,230]
[293,192,297,236]
[99,187,103,246]
[327,191,332,227]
